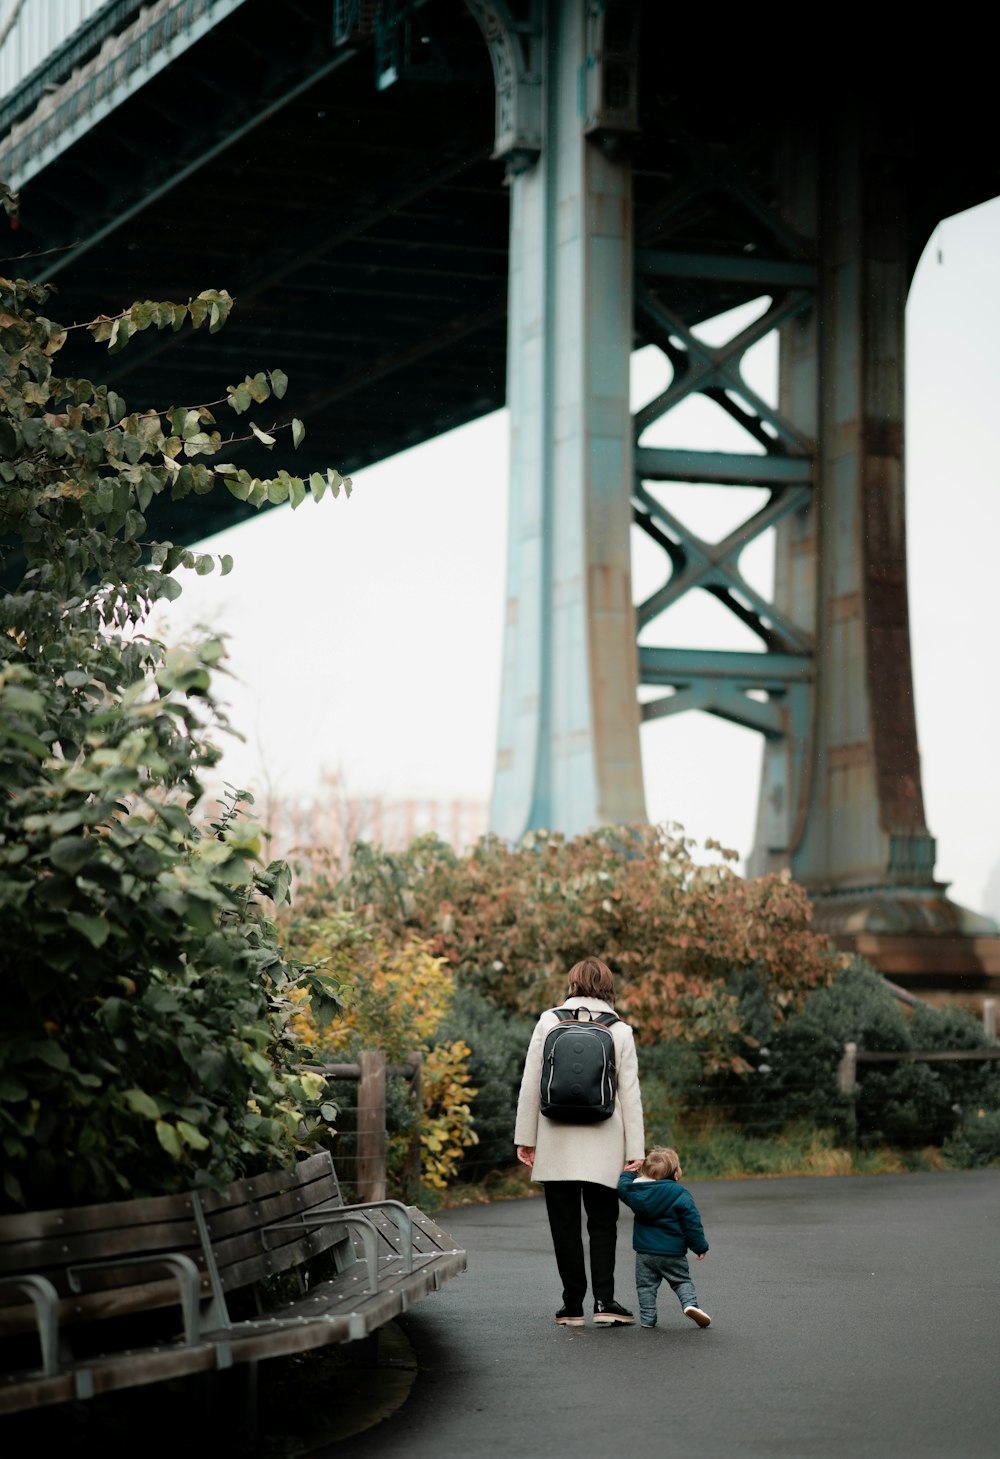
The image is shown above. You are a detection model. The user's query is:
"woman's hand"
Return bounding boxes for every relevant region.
[623,1158,643,1172]
[517,1145,535,1168]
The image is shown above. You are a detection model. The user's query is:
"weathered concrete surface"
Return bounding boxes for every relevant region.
[315,1171,1000,1459]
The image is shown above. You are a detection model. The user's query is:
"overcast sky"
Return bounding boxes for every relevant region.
[157,195,1000,918]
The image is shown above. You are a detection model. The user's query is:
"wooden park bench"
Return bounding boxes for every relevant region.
[0,1150,465,1422]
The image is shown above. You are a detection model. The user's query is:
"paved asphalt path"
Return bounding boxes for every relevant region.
[316,1170,999,1459]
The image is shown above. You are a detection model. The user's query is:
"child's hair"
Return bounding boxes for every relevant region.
[641,1146,681,1180]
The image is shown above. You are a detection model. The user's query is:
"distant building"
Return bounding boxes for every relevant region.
[208,775,488,869]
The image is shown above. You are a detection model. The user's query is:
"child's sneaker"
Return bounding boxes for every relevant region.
[683,1305,712,1328]
[555,1304,585,1326]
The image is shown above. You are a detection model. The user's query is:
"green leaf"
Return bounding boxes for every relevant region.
[309,471,327,503]
[250,422,276,448]
[155,1120,183,1159]
[66,912,110,948]
[224,471,252,501]
[228,381,253,415]
[220,554,234,576]
[291,418,305,449]
[49,837,96,874]
[269,368,289,399]
[107,316,132,354]
[157,575,183,601]
[288,475,306,510]
[32,1042,71,1072]
[177,1120,210,1151]
[123,1088,160,1120]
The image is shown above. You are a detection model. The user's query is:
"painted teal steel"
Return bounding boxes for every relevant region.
[489,0,645,839]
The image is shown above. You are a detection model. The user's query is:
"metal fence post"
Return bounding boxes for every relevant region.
[983,999,997,1045]
[838,1041,858,1146]
[356,1050,386,1202]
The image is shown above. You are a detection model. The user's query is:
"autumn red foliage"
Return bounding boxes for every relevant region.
[292,824,842,1075]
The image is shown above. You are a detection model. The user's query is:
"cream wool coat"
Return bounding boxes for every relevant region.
[514,996,645,1189]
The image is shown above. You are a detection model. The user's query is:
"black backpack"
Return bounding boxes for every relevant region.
[539,1006,619,1123]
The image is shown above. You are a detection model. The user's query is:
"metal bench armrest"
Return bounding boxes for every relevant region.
[0,1274,60,1376]
[65,1252,203,1344]
[267,1198,414,1273]
[263,1211,381,1294]
[337,1200,414,1272]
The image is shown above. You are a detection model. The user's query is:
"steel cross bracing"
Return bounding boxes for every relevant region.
[631,135,815,854]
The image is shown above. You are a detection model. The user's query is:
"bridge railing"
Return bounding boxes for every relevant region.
[1,0,246,191]
[0,0,109,104]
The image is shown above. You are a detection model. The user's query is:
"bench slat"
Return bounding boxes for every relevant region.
[0,1217,203,1277]
[202,1179,341,1243]
[0,1193,197,1245]
[196,1152,339,1215]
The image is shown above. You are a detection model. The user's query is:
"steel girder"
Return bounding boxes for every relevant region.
[631,131,817,861]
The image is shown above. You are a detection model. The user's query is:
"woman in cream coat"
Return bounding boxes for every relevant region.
[515,956,645,1326]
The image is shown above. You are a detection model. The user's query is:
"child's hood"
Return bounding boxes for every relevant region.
[621,1175,688,1218]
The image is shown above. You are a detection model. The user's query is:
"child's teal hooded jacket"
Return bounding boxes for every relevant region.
[617,1170,709,1257]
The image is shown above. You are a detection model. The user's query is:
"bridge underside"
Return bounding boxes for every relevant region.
[4,2,1000,997]
[5,6,995,538]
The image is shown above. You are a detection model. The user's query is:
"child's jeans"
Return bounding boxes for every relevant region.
[634,1251,697,1327]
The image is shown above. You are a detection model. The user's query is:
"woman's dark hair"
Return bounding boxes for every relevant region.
[566,956,616,1007]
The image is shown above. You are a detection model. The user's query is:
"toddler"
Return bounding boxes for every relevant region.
[617,1146,711,1328]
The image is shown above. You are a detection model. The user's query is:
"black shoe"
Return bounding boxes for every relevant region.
[555,1304,585,1327]
[593,1299,634,1325]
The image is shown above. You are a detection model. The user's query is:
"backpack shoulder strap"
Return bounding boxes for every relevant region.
[547,1005,619,1027]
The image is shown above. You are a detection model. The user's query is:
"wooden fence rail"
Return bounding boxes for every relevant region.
[838,1036,1000,1145]
[301,1051,423,1203]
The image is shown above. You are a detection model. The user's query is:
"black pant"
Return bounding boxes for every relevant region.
[543,1180,620,1307]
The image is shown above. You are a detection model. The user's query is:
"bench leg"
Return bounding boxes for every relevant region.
[196,1362,259,1448]
[242,1359,259,1447]
[348,1330,381,1368]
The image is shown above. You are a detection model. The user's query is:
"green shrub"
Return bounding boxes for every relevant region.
[711,960,999,1150]
[438,988,532,1178]
[943,1107,1000,1168]
[0,242,343,1211]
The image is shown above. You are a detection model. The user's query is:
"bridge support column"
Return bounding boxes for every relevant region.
[488,0,645,840]
[757,113,999,987]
